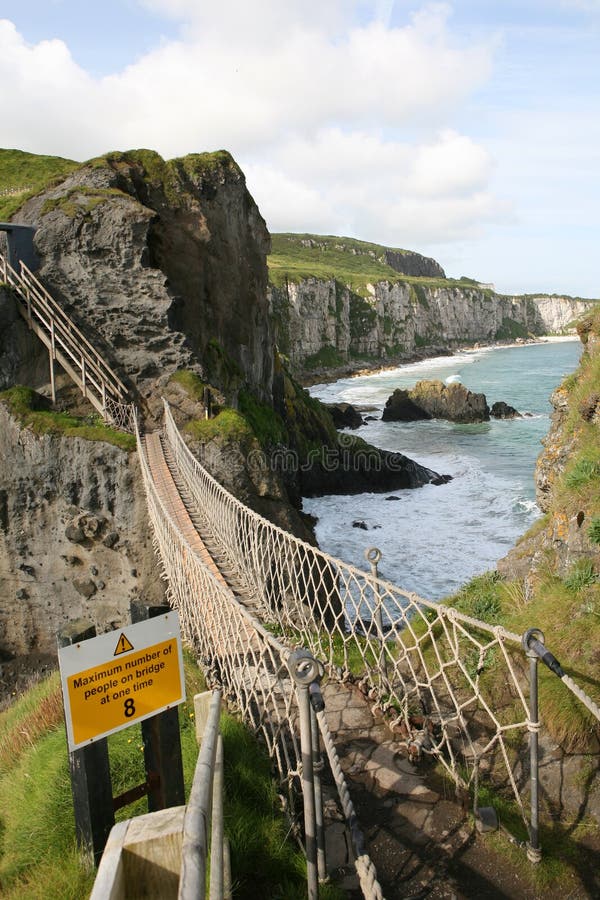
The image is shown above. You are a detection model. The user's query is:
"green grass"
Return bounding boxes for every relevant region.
[0,149,80,220]
[563,455,600,489]
[184,407,255,444]
[494,316,530,341]
[41,187,128,219]
[268,233,467,298]
[0,386,135,451]
[587,517,600,545]
[302,345,347,370]
[0,650,340,899]
[168,369,207,402]
[238,389,287,447]
[563,559,598,592]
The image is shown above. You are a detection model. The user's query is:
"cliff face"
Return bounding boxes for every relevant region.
[13,150,273,408]
[499,316,600,588]
[269,278,594,373]
[0,404,164,693]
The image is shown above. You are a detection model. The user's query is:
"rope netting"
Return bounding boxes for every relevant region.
[138,400,600,886]
[135,412,385,897]
[162,399,536,820]
[104,397,137,433]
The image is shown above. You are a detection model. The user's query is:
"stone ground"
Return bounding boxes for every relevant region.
[319,681,600,899]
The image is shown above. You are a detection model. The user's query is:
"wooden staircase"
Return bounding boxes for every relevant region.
[0,251,131,426]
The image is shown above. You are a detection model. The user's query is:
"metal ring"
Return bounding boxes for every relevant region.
[288,648,321,685]
[521,627,545,653]
[365,547,382,565]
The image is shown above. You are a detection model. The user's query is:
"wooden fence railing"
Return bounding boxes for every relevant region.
[0,250,130,424]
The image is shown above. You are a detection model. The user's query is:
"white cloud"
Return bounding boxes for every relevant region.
[0,3,505,251]
[245,128,508,246]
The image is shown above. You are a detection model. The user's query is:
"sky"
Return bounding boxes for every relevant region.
[0,0,598,297]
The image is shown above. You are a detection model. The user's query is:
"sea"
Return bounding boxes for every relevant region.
[303,339,582,601]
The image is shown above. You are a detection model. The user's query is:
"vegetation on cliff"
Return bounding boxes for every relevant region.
[0,655,328,899]
[447,313,600,751]
[0,149,79,220]
[0,386,135,451]
[268,232,463,297]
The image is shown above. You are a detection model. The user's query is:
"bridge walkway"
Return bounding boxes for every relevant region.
[140,427,486,898]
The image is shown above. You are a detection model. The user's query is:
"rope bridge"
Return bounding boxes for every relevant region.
[135,400,600,892]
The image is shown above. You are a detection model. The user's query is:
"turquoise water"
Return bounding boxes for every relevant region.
[304,340,582,600]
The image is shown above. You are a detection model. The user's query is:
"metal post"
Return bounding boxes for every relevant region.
[209,734,225,899]
[179,690,222,900]
[522,629,543,864]
[366,547,388,685]
[310,688,327,881]
[288,649,321,900]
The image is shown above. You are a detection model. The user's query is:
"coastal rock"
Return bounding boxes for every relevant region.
[381,389,431,422]
[325,402,364,429]
[0,403,165,666]
[490,401,521,419]
[383,380,489,424]
[269,271,594,378]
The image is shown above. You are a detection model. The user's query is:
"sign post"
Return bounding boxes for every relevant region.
[58,609,186,864]
[57,621,115,866]
[59,610,185,751]
[131,601,185,811]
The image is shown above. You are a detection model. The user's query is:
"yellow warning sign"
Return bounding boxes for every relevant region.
[65,637,183,747]
[114,633,135,656]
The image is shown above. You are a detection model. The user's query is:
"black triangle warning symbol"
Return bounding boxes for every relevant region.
[114,633,135,656]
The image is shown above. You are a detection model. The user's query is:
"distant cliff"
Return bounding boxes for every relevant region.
[268,235,596,376]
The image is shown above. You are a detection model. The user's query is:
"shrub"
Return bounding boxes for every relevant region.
[563,559,597,592]
[564,457,600,489]
[587,517,600,545]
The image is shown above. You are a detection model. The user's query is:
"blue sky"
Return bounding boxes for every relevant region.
[1,0,599,297]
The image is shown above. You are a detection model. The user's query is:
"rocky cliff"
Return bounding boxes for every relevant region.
[270,278,595,375]
[0,402,164,695]
[0,153,451,692]
[13,149,273,410]
[499,312,600,590]
[268,237,596,375]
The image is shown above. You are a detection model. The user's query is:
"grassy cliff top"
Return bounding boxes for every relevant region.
[268,233,460,295]
[0,149,80,219]
[0,147,242,221]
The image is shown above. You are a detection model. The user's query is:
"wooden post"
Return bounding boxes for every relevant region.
[130,601,185,811]
[57,621,115,866]
[49,319,56,406]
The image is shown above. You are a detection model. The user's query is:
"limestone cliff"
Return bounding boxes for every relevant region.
[267,235,596,375]
[0,403,164,695]
[269,277,594,375]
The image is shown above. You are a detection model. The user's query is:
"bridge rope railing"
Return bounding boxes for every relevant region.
[162,399,536,821]
[135,412,385,897]
[161,400,600,840]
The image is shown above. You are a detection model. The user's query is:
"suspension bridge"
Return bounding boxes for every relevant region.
[3,247,600,897]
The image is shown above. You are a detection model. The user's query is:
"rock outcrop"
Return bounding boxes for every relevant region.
[490,401,521,419]
[14,150,273,410]
[383,380,490,424]
[324,402,364,430]
[499,313,600,587]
